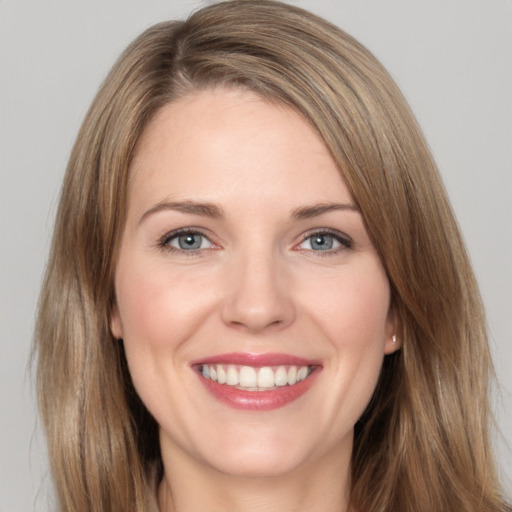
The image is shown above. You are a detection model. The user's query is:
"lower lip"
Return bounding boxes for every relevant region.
[196,368,320,411]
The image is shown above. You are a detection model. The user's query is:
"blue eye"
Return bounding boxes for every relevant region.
[174,233,204,250]
[161,230,213,252]
[299,231,350,252]
[309,233,336,250]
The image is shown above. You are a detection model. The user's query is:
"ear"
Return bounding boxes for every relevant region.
[110,303,123,340]
[384,305,402,355]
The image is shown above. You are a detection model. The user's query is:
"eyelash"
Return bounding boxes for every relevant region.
[296,229,352,256]
[157,228,215,256]
[157,228,352,256]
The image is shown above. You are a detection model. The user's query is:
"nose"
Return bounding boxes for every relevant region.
[220,248,296,334]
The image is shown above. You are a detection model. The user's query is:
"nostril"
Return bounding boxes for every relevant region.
[227,317,283,333]
[223,302,294,333]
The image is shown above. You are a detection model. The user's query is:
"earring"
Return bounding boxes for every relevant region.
[392,334,397,345]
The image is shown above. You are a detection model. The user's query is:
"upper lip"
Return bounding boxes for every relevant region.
[191,352,321,367]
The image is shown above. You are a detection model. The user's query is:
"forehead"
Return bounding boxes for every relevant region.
[128,87,352,212]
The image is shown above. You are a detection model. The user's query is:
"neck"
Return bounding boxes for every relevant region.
[157,438,352,512]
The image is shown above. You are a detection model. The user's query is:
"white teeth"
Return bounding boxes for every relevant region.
[239,366,257,387]
[274,366,288,387]
[257,367,275,388]
[287,366,297,385]
[217,365,226,384]
[226,366,239,386]
[297,366,308,382]
[201,363,313,390]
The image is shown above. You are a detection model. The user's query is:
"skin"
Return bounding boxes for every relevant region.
[111,87,400,512]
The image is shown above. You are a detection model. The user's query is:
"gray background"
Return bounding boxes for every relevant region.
[1,1,510,510]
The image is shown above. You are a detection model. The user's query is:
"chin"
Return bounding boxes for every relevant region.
[191,423,331,479]
[205,449,305,479]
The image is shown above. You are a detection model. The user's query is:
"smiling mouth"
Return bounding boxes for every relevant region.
[192,353,321,410]
[197,364,315,391]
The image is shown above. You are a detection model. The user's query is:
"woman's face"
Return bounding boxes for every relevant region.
[111,87,398,478]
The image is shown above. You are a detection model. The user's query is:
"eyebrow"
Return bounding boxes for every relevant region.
[139,200,225,225]
[139,200,359,225]
[291,202,359,220]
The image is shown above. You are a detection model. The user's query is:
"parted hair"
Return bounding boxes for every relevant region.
[34,1,509,511]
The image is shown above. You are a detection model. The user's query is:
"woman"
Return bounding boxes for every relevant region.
[34,1,510,511]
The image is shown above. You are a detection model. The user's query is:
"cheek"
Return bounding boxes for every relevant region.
[113,261,210,417]
[342,282,390,342]
[115,259,216,350]
[308,263,390,386]
[305,264,391,348]
[316,271,390,423]
[116,271,170,351]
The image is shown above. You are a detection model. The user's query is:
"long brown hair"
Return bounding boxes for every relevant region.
[34,1,509,511]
